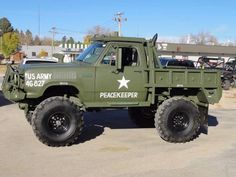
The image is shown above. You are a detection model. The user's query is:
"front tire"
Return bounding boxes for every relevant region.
[32,96,84,147]
[24,110,33,125]
[155,97,201,143]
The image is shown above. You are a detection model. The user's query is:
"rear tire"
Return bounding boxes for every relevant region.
[32,96,84,147]
[155,97,201,143]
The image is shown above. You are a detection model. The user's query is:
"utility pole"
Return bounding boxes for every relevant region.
[0,29,2,53]
[49,27,57,57]
[187,34,191,44]
[38,4,41,37]
[114,12,127,36]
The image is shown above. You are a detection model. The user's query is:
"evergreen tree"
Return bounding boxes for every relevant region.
[0,17,14,34]
[25,29,33,45]
[19,30,26,44]
[62,36,67,44]
[67,37,74,44]
[34,35,41,45]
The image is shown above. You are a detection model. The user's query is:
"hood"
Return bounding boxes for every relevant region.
[17,62,90,74]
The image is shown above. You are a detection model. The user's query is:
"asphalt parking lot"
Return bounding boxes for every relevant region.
[0,75,236,177]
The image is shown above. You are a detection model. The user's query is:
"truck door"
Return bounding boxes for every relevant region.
[95,43,148,104]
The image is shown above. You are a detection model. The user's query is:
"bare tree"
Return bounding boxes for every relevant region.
[87,25,111,35]
[207,35,218,45]
[180,32,218,45]
[84,25,112,44]
[41,37,52,45]
[179,35,189,44]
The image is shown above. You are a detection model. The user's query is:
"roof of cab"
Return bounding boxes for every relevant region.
[92,35,147,44]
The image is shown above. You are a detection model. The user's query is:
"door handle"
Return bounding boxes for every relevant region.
[134,70,142,73]
[111,70,119,74]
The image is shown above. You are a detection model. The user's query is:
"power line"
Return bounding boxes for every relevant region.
[56,28,86,35]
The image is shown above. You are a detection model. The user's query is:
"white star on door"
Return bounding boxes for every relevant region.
[117,76,130,89]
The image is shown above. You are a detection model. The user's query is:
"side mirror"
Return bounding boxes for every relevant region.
[117,48,122,70]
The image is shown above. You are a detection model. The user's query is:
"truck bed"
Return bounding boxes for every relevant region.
[154,68,221,88]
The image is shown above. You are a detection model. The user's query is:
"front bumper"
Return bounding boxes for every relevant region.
[3,88,26,102]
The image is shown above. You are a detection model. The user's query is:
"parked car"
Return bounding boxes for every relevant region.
[197,56,235,90]
[159,57,176,67]
[20,58,58,65]
[159,57,195,68]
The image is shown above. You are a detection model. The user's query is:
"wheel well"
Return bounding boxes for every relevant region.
[43,85,79,98]
[170,88,199,97]
[155,88,200,97]
[21,86,79,113]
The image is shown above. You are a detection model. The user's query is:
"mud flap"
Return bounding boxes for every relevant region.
[199,106,209,134]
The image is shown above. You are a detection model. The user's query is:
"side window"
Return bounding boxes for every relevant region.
[120,47,139,67]
[101,46,117,66]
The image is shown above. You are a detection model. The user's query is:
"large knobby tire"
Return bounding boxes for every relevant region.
[128,107,156,128]
[32,96,84,147]
[155,97,201,143]
[25,111,33,125]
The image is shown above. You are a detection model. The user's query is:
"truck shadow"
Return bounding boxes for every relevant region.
[75,110,219,145]
[74,109,137,145]
[200,114,218,135]
[0,91,13,107]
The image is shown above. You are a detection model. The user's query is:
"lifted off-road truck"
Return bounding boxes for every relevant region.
[197,56,236,90]
[2,34,222,146]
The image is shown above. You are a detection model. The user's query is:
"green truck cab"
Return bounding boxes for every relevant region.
[2,34,222,146]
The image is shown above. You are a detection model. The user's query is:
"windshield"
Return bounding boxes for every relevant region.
[75,43,105,64]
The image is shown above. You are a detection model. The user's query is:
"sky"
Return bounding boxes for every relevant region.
[1,0,236,42]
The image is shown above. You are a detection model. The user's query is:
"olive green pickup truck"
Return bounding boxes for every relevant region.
[2,34,222,146]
